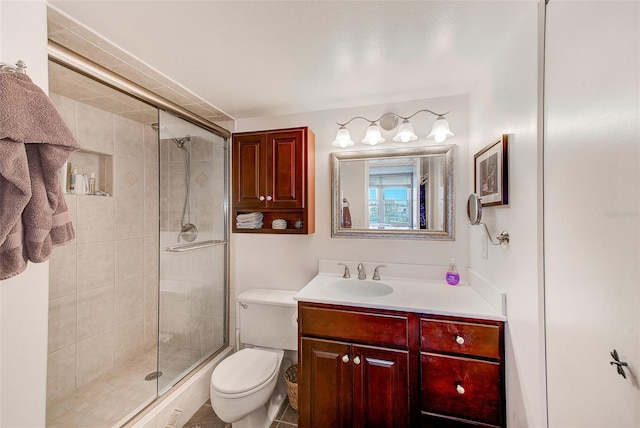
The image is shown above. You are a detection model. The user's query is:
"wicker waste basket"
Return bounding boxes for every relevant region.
[284,364,298,410]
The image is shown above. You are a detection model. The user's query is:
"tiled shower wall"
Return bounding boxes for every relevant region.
[46,93,159,405]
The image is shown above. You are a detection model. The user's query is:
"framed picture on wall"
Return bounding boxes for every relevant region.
[474,134,509,206]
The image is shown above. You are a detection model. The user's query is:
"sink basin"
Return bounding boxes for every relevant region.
[324,279,393,297]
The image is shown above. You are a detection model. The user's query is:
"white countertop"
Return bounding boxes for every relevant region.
[294,272,506,322]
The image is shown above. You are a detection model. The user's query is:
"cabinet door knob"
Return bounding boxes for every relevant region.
[455,335,465,345]
[266,195,272,201]
[456,383,465,395]
[353,356,361,365]
[259,196,265,201]
[342,354,349,363]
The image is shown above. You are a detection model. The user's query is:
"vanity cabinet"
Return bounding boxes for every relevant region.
[298,303,505,428]
[298,304,411,428]
[232,127,315,234]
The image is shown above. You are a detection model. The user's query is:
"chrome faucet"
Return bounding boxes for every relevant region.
[357,263,366,280]
[372,265,386,280]
[338,263,350,278]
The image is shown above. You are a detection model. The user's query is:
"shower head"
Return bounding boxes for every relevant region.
[173,135,191,150]
[152,123,191,150]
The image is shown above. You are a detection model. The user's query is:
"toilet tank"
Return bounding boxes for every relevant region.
[238,289,298,350]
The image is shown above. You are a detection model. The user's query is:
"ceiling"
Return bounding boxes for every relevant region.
[49,1,535,121]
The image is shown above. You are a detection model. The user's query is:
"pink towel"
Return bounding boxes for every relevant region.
[0,72,79,280]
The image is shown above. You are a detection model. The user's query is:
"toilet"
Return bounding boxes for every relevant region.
[210,289,298,428]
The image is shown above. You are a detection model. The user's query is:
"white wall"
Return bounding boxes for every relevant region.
[0,1,50,426]
[467,2,544,427]
[232,94,470,297]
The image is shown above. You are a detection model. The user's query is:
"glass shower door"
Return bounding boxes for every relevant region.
[157,110,228,393]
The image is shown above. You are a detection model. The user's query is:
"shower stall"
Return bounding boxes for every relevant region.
[45,60,229,427]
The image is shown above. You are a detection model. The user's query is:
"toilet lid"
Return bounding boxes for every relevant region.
[212,348,280,394]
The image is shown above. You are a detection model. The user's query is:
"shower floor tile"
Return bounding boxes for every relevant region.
[46,348,157,428]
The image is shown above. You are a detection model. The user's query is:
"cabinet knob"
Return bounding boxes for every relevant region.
[342,354,349,363]
[456,383,465,395]
[455,335,465,345]
[353,356,361,365]
[259,196,265,201]
[266,195,273,201]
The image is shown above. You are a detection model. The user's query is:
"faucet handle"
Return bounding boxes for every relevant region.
[372,265,386,280]
[338,263,350,278]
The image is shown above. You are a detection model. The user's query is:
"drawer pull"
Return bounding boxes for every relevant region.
[353,356,361,365]
[342,354,349,363]
[259,196,265,201]
[455,335,465,345]
[456,383,465,395]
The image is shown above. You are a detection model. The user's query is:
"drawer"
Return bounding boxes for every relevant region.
[421,353,502,425]
[299,304,408,347]
[421,319,500,359]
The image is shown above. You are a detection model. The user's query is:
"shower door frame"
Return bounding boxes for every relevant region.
[47,41,231,417]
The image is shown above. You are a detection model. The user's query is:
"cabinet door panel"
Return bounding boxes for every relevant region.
[353,345,410,428]
[300,338,352,428]
[421,353,501,425]
[268,130,304,208]
[232,133,266,208]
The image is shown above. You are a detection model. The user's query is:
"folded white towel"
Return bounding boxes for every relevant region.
[236,212,263,221]
[236,222,263,229]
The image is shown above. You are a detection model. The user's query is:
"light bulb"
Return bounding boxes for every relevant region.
[332,126,355,148]
[362,123,384,145]
[393,119,418,143]
[427,116,454,143]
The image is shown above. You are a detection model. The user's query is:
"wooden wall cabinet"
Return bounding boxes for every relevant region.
[232,127,315,234]
[298,303,505,428]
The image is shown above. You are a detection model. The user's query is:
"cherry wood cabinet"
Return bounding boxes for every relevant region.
[232,127,315,234]
[420,316,505,427]
[299,304,411,428]
[298,302,505,428]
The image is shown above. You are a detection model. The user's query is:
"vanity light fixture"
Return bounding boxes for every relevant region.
[331,109,454,148]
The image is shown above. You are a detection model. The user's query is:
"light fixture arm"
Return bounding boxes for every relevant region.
[335,110,450,127]
[399,109,450,120]
[336,116,378,127]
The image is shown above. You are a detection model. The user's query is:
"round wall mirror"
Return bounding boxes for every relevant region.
[467,194,482,225]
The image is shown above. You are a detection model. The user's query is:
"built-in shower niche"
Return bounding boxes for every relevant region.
[67,149,113,196]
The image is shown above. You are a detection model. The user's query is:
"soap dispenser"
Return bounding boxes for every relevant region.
[446,258,460,285]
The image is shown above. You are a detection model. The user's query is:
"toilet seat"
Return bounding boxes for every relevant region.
[211,348,282,398]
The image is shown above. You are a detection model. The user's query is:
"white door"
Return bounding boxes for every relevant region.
[545,1,640,426]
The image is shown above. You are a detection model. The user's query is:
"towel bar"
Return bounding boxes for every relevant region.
[163,240,226,252]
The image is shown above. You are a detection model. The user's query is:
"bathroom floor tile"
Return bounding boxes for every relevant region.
[184,399,298,428]
[182,402,229,428]
[276,403,299,425]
